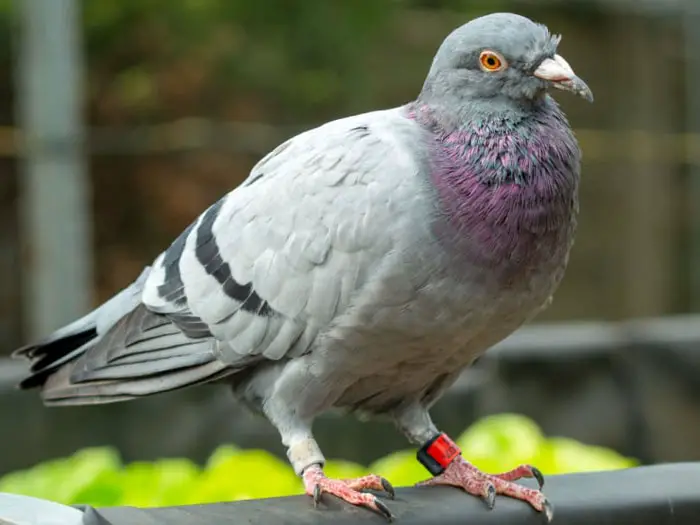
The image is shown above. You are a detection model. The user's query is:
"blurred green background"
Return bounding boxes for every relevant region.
[0,415,637,506]
[0,0,698,508]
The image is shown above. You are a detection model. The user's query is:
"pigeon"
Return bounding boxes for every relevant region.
[14,12,592,522]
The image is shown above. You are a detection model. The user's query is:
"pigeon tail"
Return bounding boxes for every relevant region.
[13,267,232,405]
[13,268,153,389]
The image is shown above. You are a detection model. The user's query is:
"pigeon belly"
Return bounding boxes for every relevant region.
[325,207,573,416]
[329,267,559,413]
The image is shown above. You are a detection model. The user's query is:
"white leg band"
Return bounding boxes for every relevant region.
[287,438,326,476]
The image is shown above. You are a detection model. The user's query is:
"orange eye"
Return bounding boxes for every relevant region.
[479,51,504,71]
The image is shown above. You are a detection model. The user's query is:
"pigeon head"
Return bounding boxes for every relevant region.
[420,13,593,112]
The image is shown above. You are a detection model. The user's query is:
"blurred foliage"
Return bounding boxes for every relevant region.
[0,414,637,507]
[80,0,396,123]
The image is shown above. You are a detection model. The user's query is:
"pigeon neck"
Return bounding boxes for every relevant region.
[413,89,545,132]
[406,99,581,267]
[406,99,575,186]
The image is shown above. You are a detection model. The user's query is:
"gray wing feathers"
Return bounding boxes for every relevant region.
[40,304,233,405]
[13,268,153,386]
[68,304,217,382]
[139,110,421,364]
[18,108,423,405]
[42,360,231,405]
[17,267,237,404]
[160,113,418,367]
[17,267,150,359]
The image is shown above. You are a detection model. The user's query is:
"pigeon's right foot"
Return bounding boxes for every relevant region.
[417,456,553,521]
[303,464,395,521]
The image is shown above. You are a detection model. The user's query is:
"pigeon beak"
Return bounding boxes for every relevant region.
[533,54,594,103]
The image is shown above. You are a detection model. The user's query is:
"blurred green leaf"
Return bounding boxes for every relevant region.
[0,447,122,505]
[183,448,302,504]
[369,450,427,486]
[0,414,637,508]
[119,458,200,507]
[537,437,638,475]
[323,459,368,481]
[457,413,546,473]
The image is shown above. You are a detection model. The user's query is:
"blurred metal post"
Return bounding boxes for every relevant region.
[686,0,700,311]
[16,0,93,338]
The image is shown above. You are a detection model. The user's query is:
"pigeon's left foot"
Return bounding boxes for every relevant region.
[303,464,395,521]
[417,457,553,521]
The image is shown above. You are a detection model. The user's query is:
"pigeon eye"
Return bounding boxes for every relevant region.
[479,51,505,72]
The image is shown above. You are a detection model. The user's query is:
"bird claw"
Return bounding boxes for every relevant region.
[484,483,496,510]
[531,466,545,490]
[313,484,322,508]
[542,497,554,522]
[381,477,396,499]
[374,498,395,522]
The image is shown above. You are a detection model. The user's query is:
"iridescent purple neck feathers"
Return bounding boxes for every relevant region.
[408,100,580,273]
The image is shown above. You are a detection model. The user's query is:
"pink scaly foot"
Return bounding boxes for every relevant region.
[303,464,395,521]
[418,457,553,521]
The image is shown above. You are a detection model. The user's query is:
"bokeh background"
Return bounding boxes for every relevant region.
[1,0,700,500]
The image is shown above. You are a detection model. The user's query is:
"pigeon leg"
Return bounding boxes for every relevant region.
[269,405,395,520]
[302,464,395,520]
[393,404,552,521]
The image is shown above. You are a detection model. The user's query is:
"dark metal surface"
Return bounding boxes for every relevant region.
[84,463,700,525]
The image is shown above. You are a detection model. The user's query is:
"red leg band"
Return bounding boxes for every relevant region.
[416,432,461,476]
